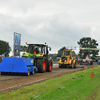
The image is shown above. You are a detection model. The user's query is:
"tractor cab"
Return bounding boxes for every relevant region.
[62,49,75,58]
[63,50,70,56]
[22,43,51,58]
[27,44,46,54]
[22,42,53,73]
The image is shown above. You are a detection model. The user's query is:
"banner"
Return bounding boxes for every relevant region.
[14,32,21,56]
[66,46,77,50]
[65,46,100,50]
[79,48,100,50]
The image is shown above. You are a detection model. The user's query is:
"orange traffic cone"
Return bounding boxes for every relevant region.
[91,73,93,78]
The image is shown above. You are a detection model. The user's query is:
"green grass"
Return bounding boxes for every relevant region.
[0,66,100,100]
[93,62,98,65]
[53,61,58,64]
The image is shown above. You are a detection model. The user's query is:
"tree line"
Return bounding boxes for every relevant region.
[53,37,99,59]
[0,37,99,58]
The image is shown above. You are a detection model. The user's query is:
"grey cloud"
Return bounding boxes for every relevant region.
[0,0,100,53]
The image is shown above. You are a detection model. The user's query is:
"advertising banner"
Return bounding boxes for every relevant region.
[79,48,100,50]
[66,46,77,50]
[14,32,21,56]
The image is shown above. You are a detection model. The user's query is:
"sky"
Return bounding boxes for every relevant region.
[0,0,100,54]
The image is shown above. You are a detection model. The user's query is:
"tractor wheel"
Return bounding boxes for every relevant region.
[26,69,30,76]
[59,64,63,68]
[74,60,77,68]
[71,60,74,68]
[1,72,4,75]
[37,58,46,73]
[86,61,89,65]
[90,61,93,65]
[80,60,82,65]
[67,64,70,68]
[46,61,53,72]
[59,64,61,68]
[30,71,34,75]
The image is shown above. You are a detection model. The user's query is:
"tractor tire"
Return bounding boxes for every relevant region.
[59,64,63,68]
[46,61,53,72]
[30,71,34,75]
[71,60,74,69]
[26,69,30,76]
[74,60,77,68]
[80,60,82,65]
[86,61,89,65]
[1,72,4,75]
[59,64,61,68]
[67,64,70,68]
[90,61,93,65]
[37,58,46,73]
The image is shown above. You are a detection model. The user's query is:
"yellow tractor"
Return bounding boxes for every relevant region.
[58,49,77,68]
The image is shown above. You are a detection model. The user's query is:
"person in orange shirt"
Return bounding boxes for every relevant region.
[33,48,39,54]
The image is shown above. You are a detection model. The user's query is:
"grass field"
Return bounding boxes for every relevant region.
[53,61,58,64]
[93,62,98,65]
[0,66,100,100]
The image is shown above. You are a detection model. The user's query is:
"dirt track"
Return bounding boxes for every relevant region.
[0,64,99,93]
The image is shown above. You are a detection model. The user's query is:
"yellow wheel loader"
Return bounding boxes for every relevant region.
[58,49,77,68]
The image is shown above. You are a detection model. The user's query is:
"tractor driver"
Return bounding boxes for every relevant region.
[33,48,39,54]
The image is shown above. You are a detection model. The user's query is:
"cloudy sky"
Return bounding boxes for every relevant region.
[0,0,100,54]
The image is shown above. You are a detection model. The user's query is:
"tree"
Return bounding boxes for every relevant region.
[20,45,28,52]
[0,40,11,57]
[77,37,99,58]
[57,46,66,57]
[52,55,57,60]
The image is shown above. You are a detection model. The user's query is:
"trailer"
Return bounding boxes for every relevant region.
[0,58,37,76]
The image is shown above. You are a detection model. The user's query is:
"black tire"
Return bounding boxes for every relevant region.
[1,72,4,75]
[80,60,82,65]
[30,71,34,75]
[78,61,80,64]
[67,64,70,68]
[37,58,46,73]
[26,69,30,76]
[59,65,61,68]
[71,60,74,68]
[90,61,93,65]
[46,61,53,72]
[74,60,77,68]
[86,61,89,65]
[59,64,63,68]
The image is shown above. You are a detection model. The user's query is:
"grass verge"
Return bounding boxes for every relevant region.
[53,62,58,64]
[0,66,100,100]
